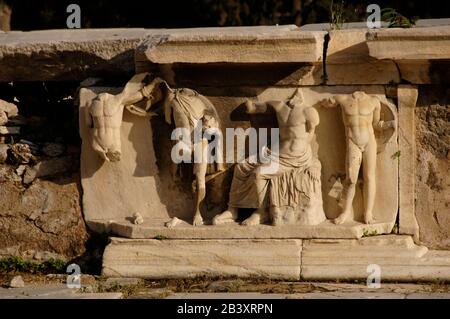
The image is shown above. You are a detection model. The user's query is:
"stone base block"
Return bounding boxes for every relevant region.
[302,236,450,282]
[102,238,302,280]
[102,235,450,282]
[97,219,395,239]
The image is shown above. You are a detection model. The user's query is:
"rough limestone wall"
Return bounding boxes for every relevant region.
[415,85,450,250]
[0,82,89,262]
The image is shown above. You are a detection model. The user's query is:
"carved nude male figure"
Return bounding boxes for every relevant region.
[213,89,320,226]
[87,73,163,162]
[319,91,395,224]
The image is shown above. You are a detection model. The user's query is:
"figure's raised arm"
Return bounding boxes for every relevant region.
[121,77,165,106]
[245,99,268,114]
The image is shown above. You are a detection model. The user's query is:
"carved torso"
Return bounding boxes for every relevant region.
[335,91,380,148]
[269,100,319,156]
[88,93,124,161]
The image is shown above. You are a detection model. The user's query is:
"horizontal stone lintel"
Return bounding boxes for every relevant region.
[1,24,449,82]
[136,26,325,64]
[367,26,450,60]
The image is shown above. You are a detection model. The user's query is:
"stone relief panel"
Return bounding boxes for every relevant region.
[79,74,398,238]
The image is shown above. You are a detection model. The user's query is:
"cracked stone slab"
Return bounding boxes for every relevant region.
[102,238,302,280]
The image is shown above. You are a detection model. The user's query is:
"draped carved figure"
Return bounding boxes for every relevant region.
[213,89,326,226]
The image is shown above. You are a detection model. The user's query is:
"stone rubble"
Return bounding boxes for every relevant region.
[9,276,25,288]
[8,143,34,164]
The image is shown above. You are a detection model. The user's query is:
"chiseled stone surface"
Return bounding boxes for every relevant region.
[102,238,302,280]
[135,25,325,65]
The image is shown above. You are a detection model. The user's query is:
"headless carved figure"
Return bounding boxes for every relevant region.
[87,73,163,162]
[319,91,395,224]
[213,89,320,226]
[163,88,224,226]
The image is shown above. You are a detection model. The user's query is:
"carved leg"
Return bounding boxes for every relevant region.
[271,207,283,226]
[212,206,238,225]
[241,208,269,226]
[334,141,362,225]
[193,184,205,226]
[362,138,377,224]
[192,141,208,226]
[216,139,226,172]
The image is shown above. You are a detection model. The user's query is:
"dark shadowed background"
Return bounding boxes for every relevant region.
[1,0,449,30]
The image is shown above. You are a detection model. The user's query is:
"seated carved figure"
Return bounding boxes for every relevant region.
[213,89,326,226]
